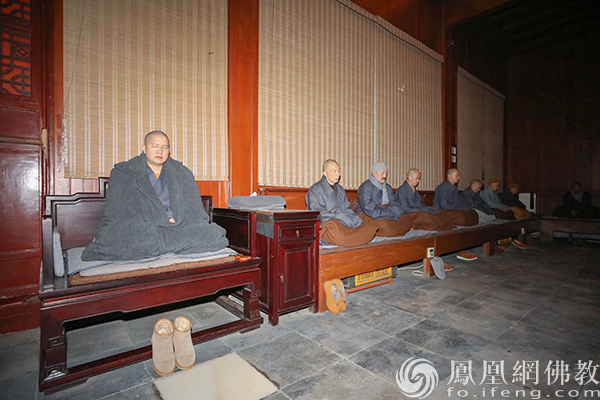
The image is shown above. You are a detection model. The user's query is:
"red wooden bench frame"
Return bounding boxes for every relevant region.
[39,178,263,393]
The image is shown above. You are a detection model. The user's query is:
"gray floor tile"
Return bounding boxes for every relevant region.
[281,311,388,357]
[236,332,342,388]
[67,320,135,367]
[40,361,152,400]
[98,382,161,399]
[457,285,547,321]
[396,319,492,360]
[338,297,425,335]
[281,359,408,400]
[220,318,291,351]
[428,305,515,340]
[0,370,38,400]
[0,336,39,380]
[350,335,453,387]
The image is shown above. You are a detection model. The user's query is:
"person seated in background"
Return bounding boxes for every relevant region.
[553,182,600,219]
[499,183,532,219]
[82,130,229,261]
[433,168,479,260]
[433,168,479,228]
[480,178,516,220]
[395,168,452,231]
[306,159,378,246]
[460,179,496,224]
[357,162,415,237]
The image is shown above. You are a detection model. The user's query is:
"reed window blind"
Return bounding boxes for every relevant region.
[63,0,228,180]
[258,0,443,190]
[457,67,505,189]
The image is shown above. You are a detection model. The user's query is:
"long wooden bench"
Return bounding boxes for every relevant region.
[539,217,600,242]
[39,178,263,393]
[314,218,541,313]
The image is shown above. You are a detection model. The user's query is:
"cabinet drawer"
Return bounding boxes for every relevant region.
[279,225,315,240]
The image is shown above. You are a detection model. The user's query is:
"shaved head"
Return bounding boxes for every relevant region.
[322,159,338,172]
[144,130,170,147]
[407,169,420,180]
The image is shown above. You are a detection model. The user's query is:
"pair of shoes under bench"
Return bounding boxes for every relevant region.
[323,279,347,314]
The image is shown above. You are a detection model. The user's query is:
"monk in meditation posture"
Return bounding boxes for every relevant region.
[356,162,415,237]
[82,131,229,261]
[433,168,479,228]
[480,178,515,220]
[460,179,496,224]
[553,182,600,219]
[395,168,452,231]
[499,183,532,219]
[305,159,378,246]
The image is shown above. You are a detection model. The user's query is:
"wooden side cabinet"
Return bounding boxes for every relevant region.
[213,209,319,325]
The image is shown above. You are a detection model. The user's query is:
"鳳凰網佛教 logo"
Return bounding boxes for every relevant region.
[396,357,439,398]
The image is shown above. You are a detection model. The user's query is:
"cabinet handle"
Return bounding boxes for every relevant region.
[295,230,300,238]
[280,275,285,284]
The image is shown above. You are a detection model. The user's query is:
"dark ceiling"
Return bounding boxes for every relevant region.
[482,0,600,53]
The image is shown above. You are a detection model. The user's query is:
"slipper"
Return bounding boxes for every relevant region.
[333,279,346,311]
[323,280,340,314]
[457,251,477,261]
[511,238,527,249]
[430,257,446,280]
[444,263,454,271]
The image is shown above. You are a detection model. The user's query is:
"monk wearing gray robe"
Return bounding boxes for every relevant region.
[433,168,478,227]
[357,162,415,237]
[480,178,515,220]
[306,160,378,246]
[460,179,496,224]
[82,131,229,261]
[395,169,452,231]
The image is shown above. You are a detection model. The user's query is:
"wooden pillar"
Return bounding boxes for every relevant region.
[228,0,260,198]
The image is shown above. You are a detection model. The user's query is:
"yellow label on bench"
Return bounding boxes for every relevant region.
[355,267,393,286]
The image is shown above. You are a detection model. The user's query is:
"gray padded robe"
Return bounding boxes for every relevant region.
[357,179,404,220]
[433,179,472,211]
[82,154,229,261]
[395,181,439,214]
[305,176,363,228]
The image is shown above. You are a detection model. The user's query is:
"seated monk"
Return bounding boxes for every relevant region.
[553,182,600,219]
[395,168,452,231]
[460,179,496,224]
[499,183,532,219]
[305,159,378,246]
[82,131,229,261]
[480,179,515,220]
[433,168,478,228]
[356,162,415,237]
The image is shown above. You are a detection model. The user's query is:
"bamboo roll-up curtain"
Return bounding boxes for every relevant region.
[258,0,376,189]
[375,23,442,190]
[63,0,228,180]
[258,0,444,190]
[457,67,505,189]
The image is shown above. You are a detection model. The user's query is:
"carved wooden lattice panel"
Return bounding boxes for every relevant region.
[1,0,32,96]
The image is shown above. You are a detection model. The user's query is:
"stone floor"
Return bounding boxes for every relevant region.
[1,241,599,400]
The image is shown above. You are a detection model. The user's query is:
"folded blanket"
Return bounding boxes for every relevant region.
[227,195,286,211]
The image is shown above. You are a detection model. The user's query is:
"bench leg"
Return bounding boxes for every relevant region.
[422,258,435,277]
[39,309,68,389]
[243,283,262,322]
[483,242,495,257]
